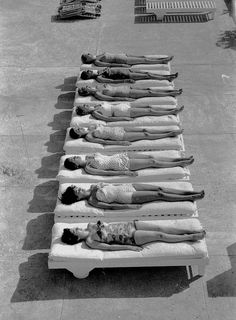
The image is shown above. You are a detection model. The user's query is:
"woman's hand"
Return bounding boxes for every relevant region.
[130,246,143,252]
[126,171,138,176]
[122,141,132,146]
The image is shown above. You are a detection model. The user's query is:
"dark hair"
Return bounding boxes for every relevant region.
[80,71,90,80]
[78,87,90,96]
[75,106,84,116]
[60,186,79,205]
[69,128,79,139]
[64,158,80,170]
[81,54,88,64]
[61,228,82,245]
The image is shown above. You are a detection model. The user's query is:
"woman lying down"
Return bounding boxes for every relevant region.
[64,153,194,176]
[69,125,183,144]
[61,220,206,251]
[60,183,205,208]
[75,103,184,122]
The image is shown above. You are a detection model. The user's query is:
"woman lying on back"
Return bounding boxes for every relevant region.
[78,85,182,101]
[64,153,194,176]
[81,53,173,67]
[75,103,184,122]
[69,124,183,144]
[80,68,178,83]
[60,182,205,207]
[61,220,206,251]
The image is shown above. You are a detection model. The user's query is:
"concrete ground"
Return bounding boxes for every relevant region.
[0,0,236,319]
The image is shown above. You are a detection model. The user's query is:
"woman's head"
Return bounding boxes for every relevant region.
[69,127,89,139]
[78,86,93,96]
[81,53,96,64]
[75,104,95,116]
[60,185,89,205]
[61,227,88,245]
[64,156,86,170]
[80,70,97,80]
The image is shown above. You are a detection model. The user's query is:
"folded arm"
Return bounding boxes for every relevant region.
[85,133,130,145]
[93,111,132,122]
[86,238,141,251]
[85,164,132,176]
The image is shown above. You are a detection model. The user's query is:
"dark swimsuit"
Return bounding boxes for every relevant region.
[102,68,130,80]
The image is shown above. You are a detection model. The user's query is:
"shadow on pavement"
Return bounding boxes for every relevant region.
[11,252,198,302]
[207,243,236,297]
[55,76,77,91]
[55,92,75,109]
[22,213,54,250]
[28,180,59,213]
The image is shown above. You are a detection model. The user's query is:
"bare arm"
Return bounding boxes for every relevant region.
[94,60,131,68]
[96,76,133,84]
[85,164,136,176]
[88,198,141,210]
[94,91,134,102]
[85,132,131,145]
[93,111,132,122]
[127,152,153,159]
[86,238,142,251]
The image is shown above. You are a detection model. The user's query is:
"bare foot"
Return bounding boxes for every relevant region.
[190,230,206,241]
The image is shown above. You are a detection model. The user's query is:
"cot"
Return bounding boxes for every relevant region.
[55,181,198,223]
[63,126,184,154]
[48,218,209,278]
[57,150,190,183]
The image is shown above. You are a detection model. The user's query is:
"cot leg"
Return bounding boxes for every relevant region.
[198,263,206,276]
[69,267,91,279]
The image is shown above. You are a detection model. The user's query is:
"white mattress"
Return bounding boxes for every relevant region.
[76,77,174,89]
[57,151,190,183]
[63,127,184,154]
[48,219,208,278]
[74,91,177,107]
[55,181,198,222]
[80,63,171,72]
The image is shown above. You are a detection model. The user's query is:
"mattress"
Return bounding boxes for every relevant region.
[76,77,174,89]
[57,150,190,183]
[63,126,184,154]
[55,181,198,222]
[48,219,209,278]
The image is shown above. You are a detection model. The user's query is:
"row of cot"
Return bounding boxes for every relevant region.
[48,54,209,279]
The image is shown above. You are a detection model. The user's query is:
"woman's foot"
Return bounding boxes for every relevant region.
[173,105,184,115]
[189,230,206,241]
[169,72,178,81]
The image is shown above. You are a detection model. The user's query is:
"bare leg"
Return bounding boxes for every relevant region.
[158,190,204,201]
[135,220,203,234]
[134,230,205,245]
[123,130,182,142]
[130,71,178,81]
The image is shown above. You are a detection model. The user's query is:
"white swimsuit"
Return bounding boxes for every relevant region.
[96,183,135,203]
[93,125,125,140]
[97,103,131,117]
[88,153,130,170]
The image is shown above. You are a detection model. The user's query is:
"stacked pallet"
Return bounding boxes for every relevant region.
[57,0,102,20]
[134,0,216,23]
[48,53,209,279]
